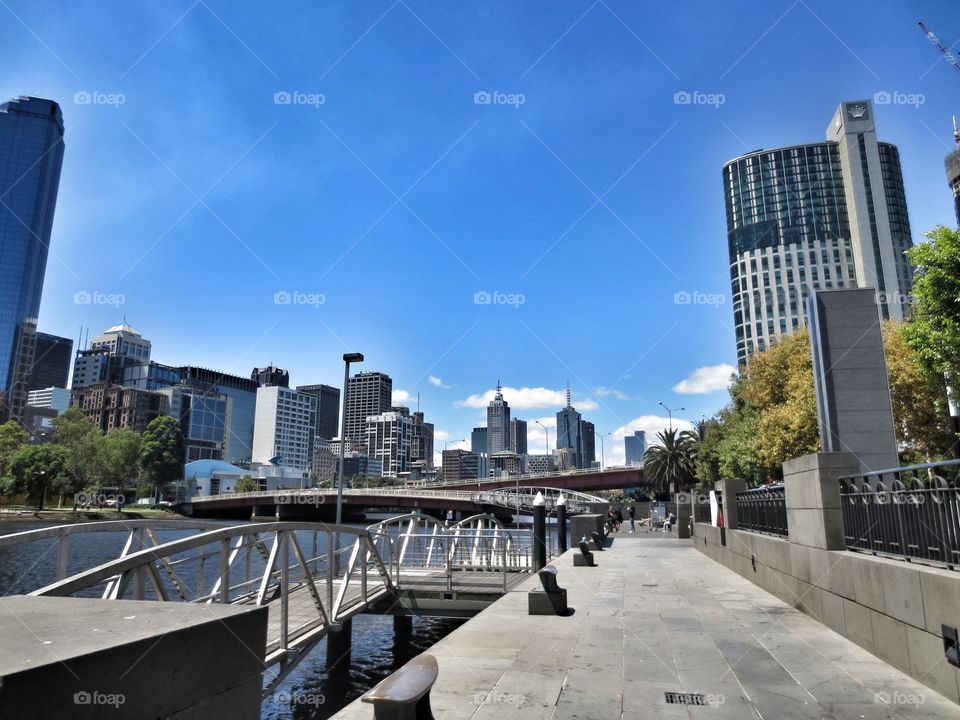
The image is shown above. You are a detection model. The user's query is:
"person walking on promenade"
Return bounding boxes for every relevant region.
[627,504,636,533]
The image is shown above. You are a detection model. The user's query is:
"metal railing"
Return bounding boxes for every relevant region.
[840,459,960,570]
[735,485,788,536]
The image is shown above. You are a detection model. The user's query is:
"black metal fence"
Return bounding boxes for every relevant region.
[735,485,788,536]
[839,459,960,570]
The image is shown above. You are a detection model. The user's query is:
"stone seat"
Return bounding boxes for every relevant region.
[362,652,438,719]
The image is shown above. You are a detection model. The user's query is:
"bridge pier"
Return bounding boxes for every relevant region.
[326,618,352,673]
[392,615,413,661]
[252,504,276,519]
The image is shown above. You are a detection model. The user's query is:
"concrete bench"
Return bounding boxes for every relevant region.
[529,564,568,615]
[574,538,595,566]
[362,652,438,720]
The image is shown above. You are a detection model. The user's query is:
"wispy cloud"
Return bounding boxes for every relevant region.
[673,364,736,395]
[455,386,598,411]
[595,386,629,400]
[392,389,412,404]
[428,375,451,389]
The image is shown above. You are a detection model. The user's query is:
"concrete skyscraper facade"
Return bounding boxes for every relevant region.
[724,100,914,365]
[0,97,65,420]
[510,418,527,455]
[471,426,487,455]
[486,383,511,454]
[344,372,392,449]
[296,383,340,440]
[624,430,647,465]
[366,410,412,478]
[28,332,72,391]
[251,386,316,473]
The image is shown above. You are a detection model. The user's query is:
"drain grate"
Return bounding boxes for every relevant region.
[665,692,708,705]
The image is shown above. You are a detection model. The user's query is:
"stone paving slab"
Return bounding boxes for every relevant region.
[332,537,960,719]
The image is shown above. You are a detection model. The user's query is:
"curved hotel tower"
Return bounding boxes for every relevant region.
[723,100,913,365]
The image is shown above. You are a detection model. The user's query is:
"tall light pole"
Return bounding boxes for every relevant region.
[336,353,364,528]
[596,431,611,470]
[658,401,685,433]
[535,420,552,455]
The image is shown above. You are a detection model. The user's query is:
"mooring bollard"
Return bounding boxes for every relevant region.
[528,564,569,615]
[574,537,595,567]
[362,652,438,719]
[590,530,605,552]
[556,494,568,554]
[533,491,547,571]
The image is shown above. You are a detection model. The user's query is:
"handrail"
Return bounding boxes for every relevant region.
[0,519,226,548]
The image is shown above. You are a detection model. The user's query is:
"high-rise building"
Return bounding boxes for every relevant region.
[944,120,960,227]
[471,426,487,455]
[72,323,152,390]
[27,387,71,413]
[510,418,528,455]
[490,451,523,477]
[526,454,557,474]
[179,367,258,465]
[624,430,647,465]
[310,437,338,485]
[28,333,72,391]
[441,448,481,482]
[71,383,167,433]
[344,372,392,448]
[251,385,316,474]
[252,365,289,388]
[157,386,228,462]
[410,411,435,469]
[581,420,596,467]
[0,97,65,420]
[486,382,511,454]
[556,387,583,468]
[296,383,340,440]
[724,99,914,365]
[366,410,412,478]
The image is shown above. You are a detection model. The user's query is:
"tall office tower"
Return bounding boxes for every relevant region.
[944,119,960,227]
[156,385,228,462]
[28,332,72,390]
[71,384,167,433]
[178,367,258,464]
[510,418,528,455]
[344,371,392,448]
[624,430,647,465]
[724,100,914,365]
[72,323,152,389]
[0,97,65,421]
[471,426,487,455]
[556,386,584,468]
[366,410,413,478]
[296,383,340,439]
[252,365,289,388]
[486,382,511,454]
[251,385,316,473]
[441,449,481,482]
[580,420,596,467]
[410,411,435,468]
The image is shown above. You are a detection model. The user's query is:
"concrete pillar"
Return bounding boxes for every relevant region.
[783,452,858,551]
[326,617,352,672]
[252,504,276,518]
[673,492,692,538]
[714,479,747,529]
[392,615,412,661]
[532,498,547,571]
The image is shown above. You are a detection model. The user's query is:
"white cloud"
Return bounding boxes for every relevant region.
[428,375,451,389]
[603,415,696,466]
[595,386,629,400]
[456,386,598,411]
[392,389,412,404]
[673,364,736,395]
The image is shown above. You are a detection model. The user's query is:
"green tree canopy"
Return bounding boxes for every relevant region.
[7,444,71,510]
[140,416,184,498]
[52,408,102,494]
[642,428,698,498]
[95,427,143,489]
[0,421,29,483]
[234,475,259,493]
[905,225,960,379]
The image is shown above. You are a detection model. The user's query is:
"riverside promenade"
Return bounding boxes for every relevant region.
[333,535,959,719]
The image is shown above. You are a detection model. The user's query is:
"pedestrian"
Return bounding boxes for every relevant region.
[628,504,636,533]
[613,506,623,532]
[663,511,675,533]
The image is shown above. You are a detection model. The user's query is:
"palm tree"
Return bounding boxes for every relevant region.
[643,428,698,498]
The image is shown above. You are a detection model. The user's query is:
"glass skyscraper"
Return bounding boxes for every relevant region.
[0,97,65,420]
[723,100,913,365]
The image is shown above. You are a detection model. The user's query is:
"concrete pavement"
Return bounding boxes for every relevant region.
[333,536,959,719]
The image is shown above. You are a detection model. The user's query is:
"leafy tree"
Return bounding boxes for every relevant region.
[7,444,71,510]
[52,408,102,494]
[904,226,960,380]
[234,475,259,493]
[643,428,697,498]
[0,421,29,483]
[95,427,142,489]
[140,417,184,500]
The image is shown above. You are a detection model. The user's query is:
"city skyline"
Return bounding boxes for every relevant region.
[5,2,960,466]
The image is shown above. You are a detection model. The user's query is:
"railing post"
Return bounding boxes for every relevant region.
[360,536,368,604]
[557,497,568,554]
[280,531,289,651]
[532,493,547,571]
[56,534,69,581]
[327,531,334,611]
[783,452,858,551]
[219,539,229,603]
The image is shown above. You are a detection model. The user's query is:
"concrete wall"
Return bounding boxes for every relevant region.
[693,453,960,704]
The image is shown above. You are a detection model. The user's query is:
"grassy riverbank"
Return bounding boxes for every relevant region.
[0,506,184,523]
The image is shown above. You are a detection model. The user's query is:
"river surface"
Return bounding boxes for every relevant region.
[0,517,478,719]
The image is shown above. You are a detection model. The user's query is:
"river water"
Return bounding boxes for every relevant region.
[0,518,469,719]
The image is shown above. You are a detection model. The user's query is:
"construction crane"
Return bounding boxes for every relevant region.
[919,21,960,150]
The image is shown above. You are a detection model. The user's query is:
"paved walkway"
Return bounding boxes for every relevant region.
[333,537,959,719]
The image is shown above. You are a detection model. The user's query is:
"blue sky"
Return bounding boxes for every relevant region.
[5,0,960,463]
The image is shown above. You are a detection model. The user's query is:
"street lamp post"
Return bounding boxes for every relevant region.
[535,420,552,455]
[336,353,364,575]
[597,431,611,470]
[658,401,685,432]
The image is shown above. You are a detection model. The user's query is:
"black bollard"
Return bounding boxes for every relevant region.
[533,493,547,571]
[557,496,568,554]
